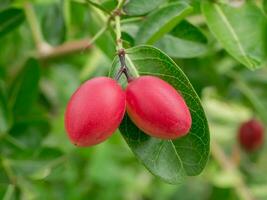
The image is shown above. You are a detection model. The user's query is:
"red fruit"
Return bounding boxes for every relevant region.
[238,119,264,152]
[126,76,192,139]
[65,77,126,147]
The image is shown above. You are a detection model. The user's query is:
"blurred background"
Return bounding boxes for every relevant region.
[1,0,267,199]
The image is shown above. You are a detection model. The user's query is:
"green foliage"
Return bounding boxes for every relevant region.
[41,2,66,45]
[135,2,193,44]
[155,20,208,58]
[0,8,25,37]
[9,58,40,119]
[202,1,266,69]
[0,0,267,199]
[264,0,267,15]
[110,45,209,183]
[124,0,167,16]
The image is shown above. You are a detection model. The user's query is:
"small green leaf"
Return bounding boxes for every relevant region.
[170,20,207,44]
[264,0,267,15]
[9,117,50,150]
[88,7,116,60]
[202,1,267,69]
[155,21,208,58]
[41,2,66,45]
[135,2,193,45]
[0,81,12,133]
[109,45,210,184]
[9,58,40,118]
[124,0,167,16]
[0,8,25,37]
[101,0,117,12]
[155,35,208,58]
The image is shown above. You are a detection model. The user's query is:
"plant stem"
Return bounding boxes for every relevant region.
[115,15,123,50]
[23,2,50,53]
[113,0,133,81]
[114,0,126,51]
[121,17,145,24]
[3,184,15,200]
[38,38,92,60]
[85,0,111,15]
[211,140,255,200]
[83,24,109,50]
[1,158,16,185]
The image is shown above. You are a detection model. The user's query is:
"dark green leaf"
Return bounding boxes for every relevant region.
[101,0,117,12]
[88,7,116,60]
[155,35,208,58]
[41,3,66,45]
[0,8,25,37]
[9,58,40,118]
[202,1,267,69]
[264,0,267,15]
[135,2,193,45]
[121,31,134,48]
[171,20,207,43]
[109,45,210,184]
[9,117,50,149]
[0,81,12,133]
[155,21,208,58]
[124,0,167,16]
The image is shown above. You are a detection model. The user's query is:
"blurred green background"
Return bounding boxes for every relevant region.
[1,0,267,199]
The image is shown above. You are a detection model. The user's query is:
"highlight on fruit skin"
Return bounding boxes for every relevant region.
[238,119,264,152]
[126,75,192,139]
[65,77,126,147]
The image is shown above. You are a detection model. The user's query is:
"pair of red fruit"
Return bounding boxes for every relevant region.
[65,76,192,147]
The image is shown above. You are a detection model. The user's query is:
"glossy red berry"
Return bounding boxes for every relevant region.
[65,77,126,147]
[238,119,264,152]
[126,76,192,139]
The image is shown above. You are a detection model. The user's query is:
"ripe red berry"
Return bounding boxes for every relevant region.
[238,119,264,152]
[126,76,192,139]
[65,77,126,147]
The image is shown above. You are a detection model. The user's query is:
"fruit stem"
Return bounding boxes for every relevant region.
[23,1,53,55]
[114,0,133,82]
[211,140,255,200]
[115,49,133,82]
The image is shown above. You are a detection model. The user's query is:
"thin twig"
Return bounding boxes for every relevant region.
[82,22,109,51]
[85,0,111,15]
[211,140,255,200]
[38,39,92,60]
[23,2,52,54]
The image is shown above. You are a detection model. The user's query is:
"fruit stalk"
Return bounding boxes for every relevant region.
[115,49,132,82]
[114,0,132,82]
[211,140,255,200]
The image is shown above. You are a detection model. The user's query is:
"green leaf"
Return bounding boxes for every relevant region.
[155,35,208,58]
[0,81,12,133]
[9,117,50,150]
[0,8,25,37]
[155,21,208,58]
[170,20,207,44]
[9,58,40,118]
[88,7,116,60]
[100,0,117,12]
[135,2,193,45]
[41,2,66,45]
[124,0,167,16]
[264,0,267,15]
[202,1,267,69]
[109,45,210,184]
